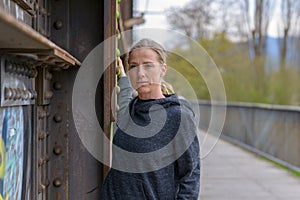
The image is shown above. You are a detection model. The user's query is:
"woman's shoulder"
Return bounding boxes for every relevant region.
[164,94,195,118]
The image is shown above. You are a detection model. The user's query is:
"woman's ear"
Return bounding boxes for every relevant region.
[160,63,167,77]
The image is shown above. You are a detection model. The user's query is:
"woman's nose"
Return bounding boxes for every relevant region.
[137,66,145,77]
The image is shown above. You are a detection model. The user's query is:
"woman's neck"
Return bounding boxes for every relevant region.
[138,94,165,100]
[137,87,165,100]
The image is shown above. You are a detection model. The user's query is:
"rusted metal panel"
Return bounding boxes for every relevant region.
[0,0,132,199]
[50,0,104,62]
[102,0,116,180]
[48,0,110,199]
[0,55,37,107]
[36,105,50,199]
[0,54,38,199]
[0,10,80,66]
[12,0,35,13]
[34,0,50,37]
[47,68,68,200]
[0,0,34,26]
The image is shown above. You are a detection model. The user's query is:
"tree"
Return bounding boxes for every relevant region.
[167,0,273,55]
[166,0,215,40]
[280,0,300,70]
[165,0,300,105]
[250,0,273,56]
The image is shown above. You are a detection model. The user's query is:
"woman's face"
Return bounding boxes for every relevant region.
[128,48,166,96]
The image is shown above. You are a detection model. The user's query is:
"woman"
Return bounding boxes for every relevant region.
[100,39,200,199]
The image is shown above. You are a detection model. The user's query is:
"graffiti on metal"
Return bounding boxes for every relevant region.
[0,107,24,200]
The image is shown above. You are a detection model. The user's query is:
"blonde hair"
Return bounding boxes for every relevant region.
[161,80,174,95]
[126,38,174,95]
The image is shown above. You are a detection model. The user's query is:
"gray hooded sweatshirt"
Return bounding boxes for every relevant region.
[100,77,200,199]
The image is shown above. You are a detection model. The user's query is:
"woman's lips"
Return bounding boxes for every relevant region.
[136,81,148,84]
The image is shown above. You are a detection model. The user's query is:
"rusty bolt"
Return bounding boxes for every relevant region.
[44,90,53,99]
[53,146,62,155]
[53,20,63,30]
[41,179,50,188]
[38,157,45,167]
[4,60,12,72]
[53,114,62,123]
[38,131,46,140]
[4,87,12,100]
[38,111,47,119]
[53,178,62,187]
[38,155,50,167]
[53,81,62,90]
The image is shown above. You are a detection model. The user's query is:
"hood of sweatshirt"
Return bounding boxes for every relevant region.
[129,94,195,126]
[112,93,199,173]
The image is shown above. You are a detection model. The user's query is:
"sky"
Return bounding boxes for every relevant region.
[133,0,191,30]
[133,0,283,38]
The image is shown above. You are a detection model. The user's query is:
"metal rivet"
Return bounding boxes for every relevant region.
[53,81,62,90]
[11,88,17,100]
[38,111,47,119]
[14,88,21,100]
[38,131,46,140]
[31,90,37,99]
[12,63,17,73]
[44,90,53,99]
[4,60,12,72]
[53,114,62,123]
[43,179,50,188]
[53,146,62,155]
[4,87,12,100]
[53,178,62,187]
[38,157,44,167]
[53,20,63,30]
[21,89,27,100]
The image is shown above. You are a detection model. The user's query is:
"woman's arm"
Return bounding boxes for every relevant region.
[175,105,201,199]
[117,76,132,114]
[175,137,200,199]
[116,57,133,123]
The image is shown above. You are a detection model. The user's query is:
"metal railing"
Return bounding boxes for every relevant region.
[193,100,300,172]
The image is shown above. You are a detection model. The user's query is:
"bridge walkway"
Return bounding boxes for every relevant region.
[199,130,300,200]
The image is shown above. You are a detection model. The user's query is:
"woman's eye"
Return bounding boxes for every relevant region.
[129,64,137,69]
[144,63,154,68]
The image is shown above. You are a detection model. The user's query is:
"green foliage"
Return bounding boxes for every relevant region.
[260,155,300,178]
[166,52,208,100]
[166,33,300,105]
[267,67,300,105]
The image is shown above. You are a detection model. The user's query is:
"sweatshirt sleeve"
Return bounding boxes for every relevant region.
[117,76,133,123]
[175,137,200,199]
[175,107,201,199]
